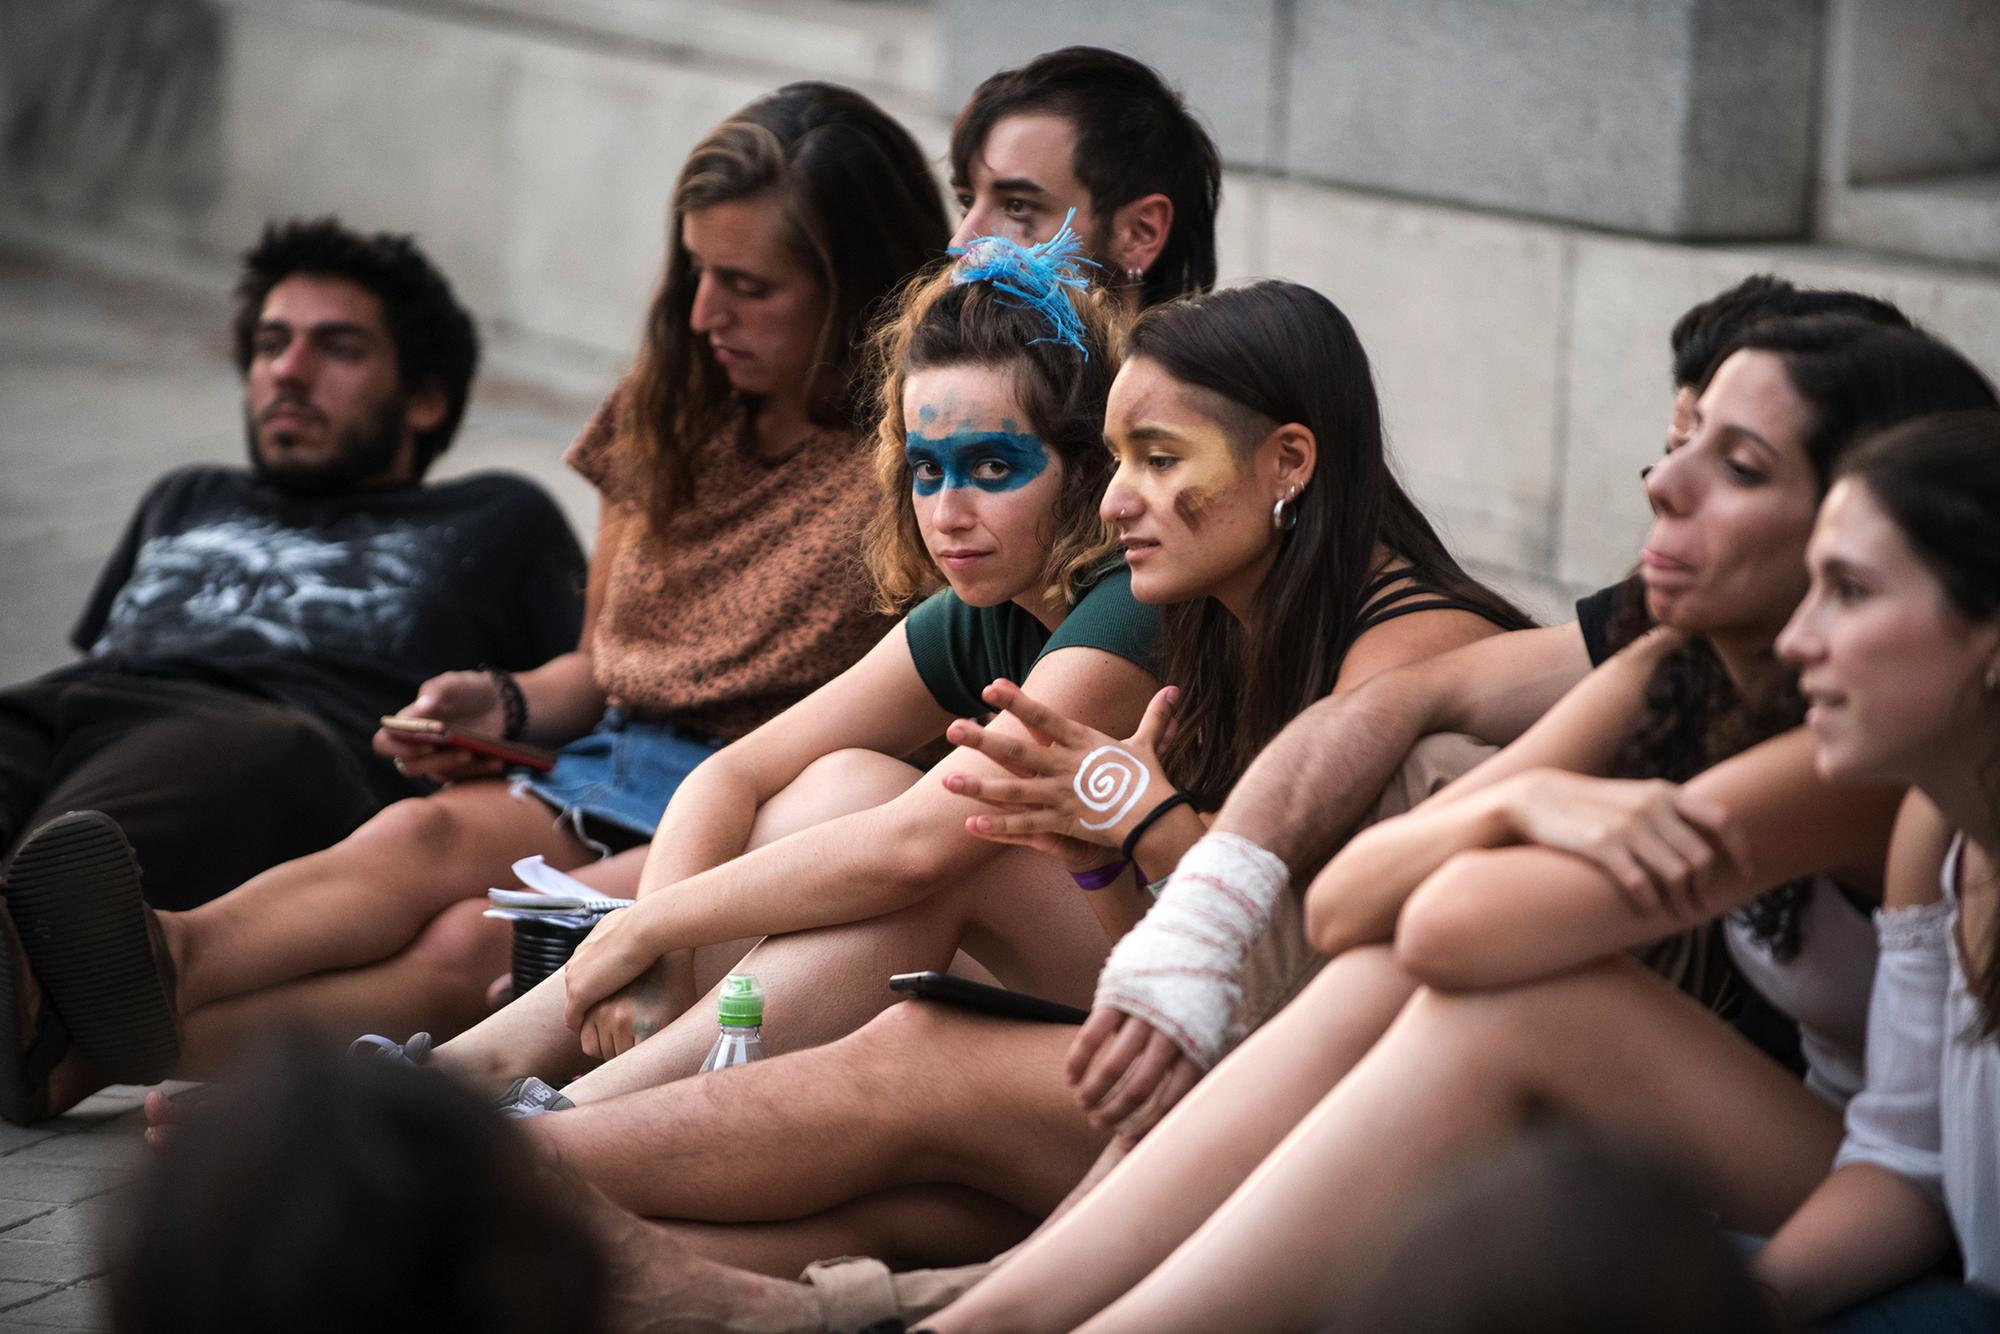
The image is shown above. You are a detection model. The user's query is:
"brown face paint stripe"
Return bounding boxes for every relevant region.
[1173,486,1217,532]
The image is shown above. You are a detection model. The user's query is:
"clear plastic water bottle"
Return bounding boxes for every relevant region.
[697,973,767,1073]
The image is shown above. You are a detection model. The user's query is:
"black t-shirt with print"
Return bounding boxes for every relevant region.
[68,466,586,801]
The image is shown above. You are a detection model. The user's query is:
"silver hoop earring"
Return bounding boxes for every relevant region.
[1272,494,1297,533]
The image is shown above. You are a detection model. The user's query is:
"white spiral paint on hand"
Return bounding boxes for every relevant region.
[1073,745,1150,831]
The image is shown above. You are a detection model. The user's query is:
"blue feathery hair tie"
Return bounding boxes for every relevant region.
[948,208,1099,357]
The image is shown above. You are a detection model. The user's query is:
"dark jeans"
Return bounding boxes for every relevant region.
[0,670,379,910]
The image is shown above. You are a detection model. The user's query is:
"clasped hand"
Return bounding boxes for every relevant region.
[941,679,1179,870]
[563,901,668,1034]
[1500,768,1751,916]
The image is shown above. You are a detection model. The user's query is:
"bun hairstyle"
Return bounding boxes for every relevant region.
[860,240,1125,614]
[1837,409,2000,1034]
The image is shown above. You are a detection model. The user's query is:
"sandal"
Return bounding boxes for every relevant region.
[5,811,180,1085]
[0,908,71,1124]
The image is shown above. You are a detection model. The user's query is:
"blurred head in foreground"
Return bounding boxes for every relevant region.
[109,1042,608,1334]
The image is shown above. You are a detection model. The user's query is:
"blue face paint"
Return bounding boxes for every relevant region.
[905,425,1049,496]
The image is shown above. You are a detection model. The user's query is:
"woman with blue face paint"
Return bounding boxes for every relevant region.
[385,226,1164,1113]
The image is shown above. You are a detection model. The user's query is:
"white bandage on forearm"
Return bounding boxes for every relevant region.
[1092,832,1289,1069]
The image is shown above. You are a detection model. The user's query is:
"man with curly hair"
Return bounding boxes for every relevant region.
[0,217,584,911]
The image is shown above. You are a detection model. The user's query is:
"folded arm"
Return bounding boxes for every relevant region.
[1211,621,1592,874]
[562,645,1158,1024]
[1389,727,1903,990]
[1304,629,1676,954]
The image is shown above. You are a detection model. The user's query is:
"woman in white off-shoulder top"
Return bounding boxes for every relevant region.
[1754,410,2000,1327]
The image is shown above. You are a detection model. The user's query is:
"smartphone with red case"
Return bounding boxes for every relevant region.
[377,715,560,772]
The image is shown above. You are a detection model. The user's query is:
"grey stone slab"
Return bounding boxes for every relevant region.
[0,1280,112,1330]
[0,1128,55,1161]
[1832,0,2000,183]
[1819,173,2000,272]
[0,1279,60,1314]
[941,0,1281,166]
[0,1141,138,1177]
[1554,235,1747,588]
[1263,180,1570,580]
[0,1201,118,1248]
[0,1243,104,1288]
[0,1203,53,1236]
[0,1164,130,1208]
[1285,0,1819,238]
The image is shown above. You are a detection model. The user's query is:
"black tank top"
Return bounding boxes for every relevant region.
[1350,565,1490,638]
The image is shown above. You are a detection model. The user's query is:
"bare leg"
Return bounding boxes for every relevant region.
[554,752,1107,1105]
[163,780,589,1012]
[927,944,1418,1334]
[559,837,1103,1105]
[665,1183,1036,1277]
[431,749,929,1096]
[1080,958,1841,1333]
[538,1003,1103,1224]
[178,898,515,1073]
[560,1170,824,1334]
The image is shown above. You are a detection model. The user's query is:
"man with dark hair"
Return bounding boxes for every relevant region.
[949,46,1221,308]
[0,218,584,913]
[229,218,482,486]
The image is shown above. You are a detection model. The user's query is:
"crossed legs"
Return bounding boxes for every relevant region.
[1064,956,1839,1333]
[431,749,1108,1106]
[162,779,600,1074]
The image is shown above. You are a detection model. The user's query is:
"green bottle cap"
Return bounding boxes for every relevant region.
[716,973,763,1027]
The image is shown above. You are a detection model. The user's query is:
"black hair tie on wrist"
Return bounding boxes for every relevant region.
[482,666,528,741]
[1121,791,1193,883]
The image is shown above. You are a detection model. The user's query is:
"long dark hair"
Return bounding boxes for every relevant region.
[1126,281,1532,806]
[1839,411,2000,1033]
[1607,318,1998,959]
[623,82,948,538]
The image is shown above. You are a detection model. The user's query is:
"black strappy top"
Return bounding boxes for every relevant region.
[1351,565,1490,638]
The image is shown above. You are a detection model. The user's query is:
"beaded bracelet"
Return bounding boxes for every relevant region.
[1070,859,1130,892]
[482,666,529,740]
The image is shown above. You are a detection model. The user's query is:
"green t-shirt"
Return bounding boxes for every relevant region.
[903,565,1163,717]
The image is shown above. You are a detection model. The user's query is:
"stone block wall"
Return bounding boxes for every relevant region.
[5,0,1997,621]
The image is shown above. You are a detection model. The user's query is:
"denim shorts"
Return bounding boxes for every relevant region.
[514,709,722,851]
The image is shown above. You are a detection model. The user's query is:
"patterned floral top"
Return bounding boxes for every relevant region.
[566,386,892,741]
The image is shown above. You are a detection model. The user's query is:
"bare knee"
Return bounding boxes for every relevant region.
[751,749,920,844]
[841,996,961,1066]
[346,795,474,862]
[1394,958,1646,1074]
[403,898,511,995]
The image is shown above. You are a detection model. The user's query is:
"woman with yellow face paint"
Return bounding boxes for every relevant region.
[945,278,1533,1083]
